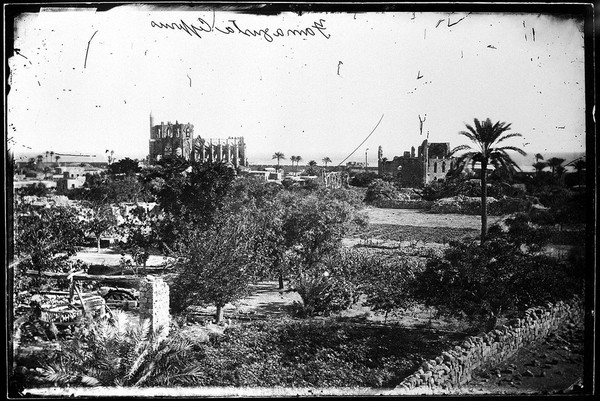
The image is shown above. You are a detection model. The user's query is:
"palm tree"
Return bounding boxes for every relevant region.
[535,153,544,163]
[50,151,54,165]
[571,158,586,186]
[546,157,565,176]
[55,155,61,166]
[322,156,332,168]
[532,161,547,174]
[290,156,298,171]
[296,156,303,171]
[45,151,49,163]
[272,152,285,173]
[449,118,526,242]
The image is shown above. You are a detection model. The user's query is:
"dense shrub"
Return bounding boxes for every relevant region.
[429,195,532,215]
[414,215,585,329]
[364,179,399,203]
[350,172,377,187]
[319,187,365,209]
[289,249,364,317]
[16,183,50,197]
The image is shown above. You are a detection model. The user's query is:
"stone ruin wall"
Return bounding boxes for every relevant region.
[425,157,454,183]
[138,276,170,337]
[396,298,584,392]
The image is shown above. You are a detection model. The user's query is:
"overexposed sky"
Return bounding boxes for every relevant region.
[7,5,587,165]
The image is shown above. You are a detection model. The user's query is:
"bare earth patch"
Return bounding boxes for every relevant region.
[362,207,506,228]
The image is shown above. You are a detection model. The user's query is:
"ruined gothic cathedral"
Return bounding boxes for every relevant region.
[378,139,456,187]
[148,113,247,167]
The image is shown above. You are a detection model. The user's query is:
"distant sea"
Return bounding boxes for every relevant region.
[511,151,586,173]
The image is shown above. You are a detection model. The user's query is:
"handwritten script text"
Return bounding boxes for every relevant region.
[150,14,331,43]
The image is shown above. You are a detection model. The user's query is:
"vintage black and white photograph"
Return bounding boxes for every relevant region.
[6,2,595,397]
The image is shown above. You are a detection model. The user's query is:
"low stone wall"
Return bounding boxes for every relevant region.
[396,298,583,392]
[138,275,170,337]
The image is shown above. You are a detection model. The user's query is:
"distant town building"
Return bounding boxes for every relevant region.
[378,139,456,187]
[57,176,86,191]
[148,113,247,167]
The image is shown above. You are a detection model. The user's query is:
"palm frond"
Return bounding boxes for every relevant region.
[449,144,472,156]
[489,150,522,172]
[125,347,151,382]
[79,375,101,387]
[495,132,522,144]
[463,124,479,141]
[473,119,483,135]
[497,145,527,156]
[458,130,478,144]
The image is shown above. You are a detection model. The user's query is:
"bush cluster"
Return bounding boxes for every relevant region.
[350,172,378,187]
[414,214,585,329]
[364,179,399,203]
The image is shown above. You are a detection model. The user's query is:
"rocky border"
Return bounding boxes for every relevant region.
[396,298,584,392]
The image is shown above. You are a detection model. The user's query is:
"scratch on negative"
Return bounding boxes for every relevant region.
[448,12,471,27]
[187,74,192,87]
[84,30,99,69]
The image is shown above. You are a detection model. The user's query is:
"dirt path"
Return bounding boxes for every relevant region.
[72,247,172,267]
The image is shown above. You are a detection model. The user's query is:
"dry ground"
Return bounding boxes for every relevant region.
[362,206,506,228]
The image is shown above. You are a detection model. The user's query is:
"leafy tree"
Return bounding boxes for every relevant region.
[534,153,544,163]
[17,183,49,197]
[107,157,141,176]
[83,203,117,252]
[14,203,85,297]
[449,118,526,241]
[66,169,149,204]
[279,191,361,274]
[169,201,270,321]
[308,160,317,167]
[143,158,236,237]
[272,152,285,173]
[359,252,421,323]
[117,206,160,272]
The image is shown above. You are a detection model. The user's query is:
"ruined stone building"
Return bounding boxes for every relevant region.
[377,139,456,187]
[148,113,247,167]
